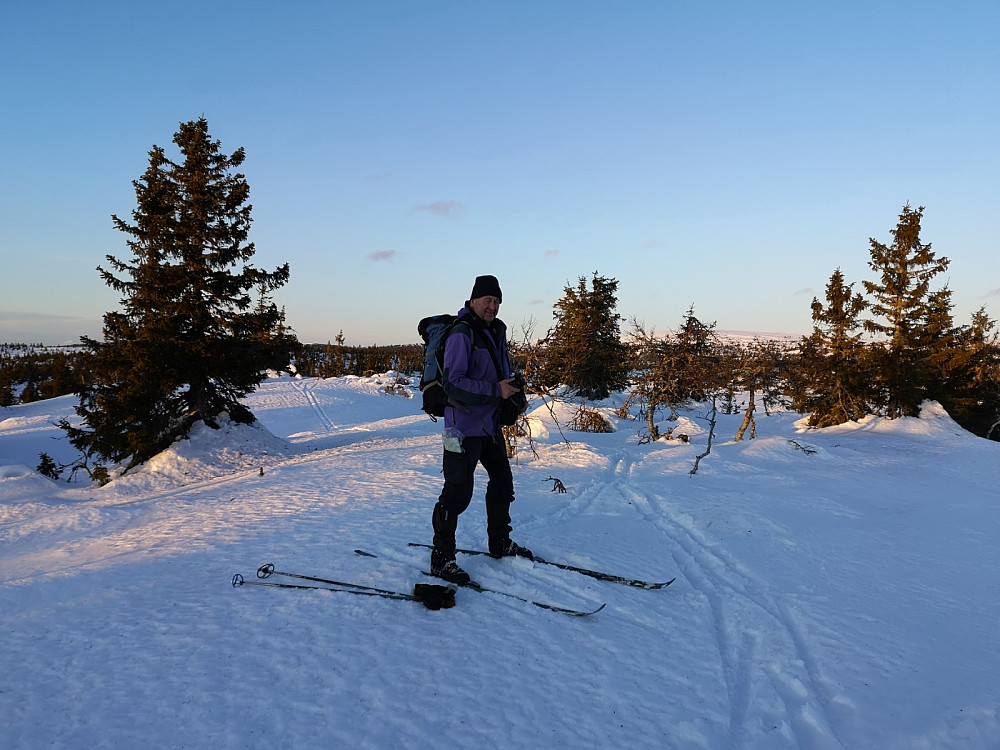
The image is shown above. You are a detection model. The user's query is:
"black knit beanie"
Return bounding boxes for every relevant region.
[469,275,502,303]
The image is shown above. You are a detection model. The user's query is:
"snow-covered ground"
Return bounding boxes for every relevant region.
[2,374,998,749]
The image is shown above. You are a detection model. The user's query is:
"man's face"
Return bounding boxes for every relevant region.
[470,295,500,322]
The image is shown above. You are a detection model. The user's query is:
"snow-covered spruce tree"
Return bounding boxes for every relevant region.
[538,273,629,400]
[799,268,871,427]
[61,118,293,476]
[862,204,949,418]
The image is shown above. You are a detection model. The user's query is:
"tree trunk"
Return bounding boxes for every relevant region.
[735,386,756,441]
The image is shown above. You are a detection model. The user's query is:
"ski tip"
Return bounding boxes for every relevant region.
[643,577,677,590]
[562,602,607,617]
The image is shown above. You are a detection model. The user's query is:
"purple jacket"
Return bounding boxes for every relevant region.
[441,306,513,437]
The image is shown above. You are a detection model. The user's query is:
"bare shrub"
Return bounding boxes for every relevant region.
[569,406,613,433]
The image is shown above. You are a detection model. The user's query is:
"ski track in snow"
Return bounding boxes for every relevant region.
[295,377,336,432]
[540,445,848,749]
[618,476,847,750]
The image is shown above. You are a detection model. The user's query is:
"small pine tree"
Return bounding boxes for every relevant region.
[932,307,1000,438]
[917,287,960,400]
[627,306,724,440]
[37,452,60,480]
[674,305,720,402]
[332,330,348,376]
[0,375,14,407]
[801,268,871,427]
[62,118,294,473]
[322,331,348,378]
[20,375,40,404]
[539,272,629,400]
[38,351,77,400]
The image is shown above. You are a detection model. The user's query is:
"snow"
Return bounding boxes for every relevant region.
[2,373,999,749]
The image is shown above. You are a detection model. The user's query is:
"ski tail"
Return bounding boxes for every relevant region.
[420,572,605,617]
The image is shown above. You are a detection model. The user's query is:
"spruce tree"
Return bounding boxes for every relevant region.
[801,268,870,427]
[674,305,719,402]
[931,307,1000,438]
[539,273,629,400]
[62,118,293,474]
[0,375,14,407]
[38,350,77,400]
[862,204,949,417]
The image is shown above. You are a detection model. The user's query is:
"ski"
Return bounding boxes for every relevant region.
[353,549,604,617]
[407,542,676,589]
[421,572,606,617]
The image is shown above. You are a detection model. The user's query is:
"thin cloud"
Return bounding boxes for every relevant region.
[364,172,393,186]
[544,249,559,259]
[639,239,666,249]
[794,287,814,297]
[368,250,396,262]
[0,309,87,324]
[411,201,466,219]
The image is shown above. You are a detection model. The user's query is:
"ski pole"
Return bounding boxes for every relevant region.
[233,573,415,600]
[234,573,456,609]
[256,562,412,598]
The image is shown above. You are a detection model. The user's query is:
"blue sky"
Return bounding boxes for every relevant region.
[2,1,998,346]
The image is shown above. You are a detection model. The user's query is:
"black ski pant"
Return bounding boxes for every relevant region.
[432,435,513,558]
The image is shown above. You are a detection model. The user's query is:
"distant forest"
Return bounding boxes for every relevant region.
[0,340,423,407]
[4,320,998,444]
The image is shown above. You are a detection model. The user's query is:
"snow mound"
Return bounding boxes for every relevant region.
[107,415,290,493]
[796,400,975,439]
[1,464,36,479]
[0,465,61,505]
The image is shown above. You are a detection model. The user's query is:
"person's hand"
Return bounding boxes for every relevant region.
[500,377,520,399]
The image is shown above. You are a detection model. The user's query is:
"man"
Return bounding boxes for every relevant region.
[429,275,532,585]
